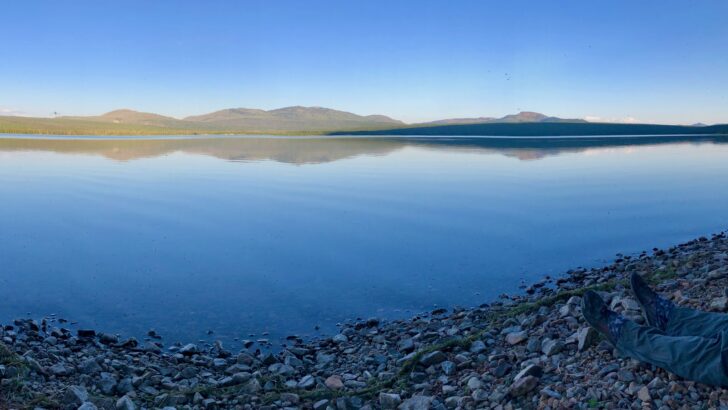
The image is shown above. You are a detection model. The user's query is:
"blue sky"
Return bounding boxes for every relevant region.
[2,0,727,124]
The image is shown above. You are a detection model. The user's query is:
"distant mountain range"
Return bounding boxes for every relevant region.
[415,111,587,126]
[61,106,403,133]
[0,107,726,136]
[2,134,727,164]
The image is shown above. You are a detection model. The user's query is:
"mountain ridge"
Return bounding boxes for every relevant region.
[2,107,726,136]
[414,111,588,126]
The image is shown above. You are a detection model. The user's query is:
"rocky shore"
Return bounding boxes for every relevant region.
[2,231,728,410]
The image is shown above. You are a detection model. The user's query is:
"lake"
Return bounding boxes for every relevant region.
[1,135,727,347]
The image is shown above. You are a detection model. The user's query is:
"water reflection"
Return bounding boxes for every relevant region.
[1,134,726,163]
[2,134,728,347]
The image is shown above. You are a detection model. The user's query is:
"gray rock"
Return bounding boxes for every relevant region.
[441,360,455,375]
[297,374,315,389]
[540,387,562,399]
[541,338,564,356]
[116,378,133,394]
[79,358,102,375]
[419,350,446,366]
[316,352,335,365]
[63,385,89,407]
[332,333,348,343]
[115,395,136,410]
[78,403,99,410]
[509,375,539,396]
[466,376,482,390]
[637,385,651,401]
[513,364,543,382]
[269,363,295,375]
[242,378,261,393]
[99,333,119,345]
[398,395,433,410]
[469,340,486,354]
[380,392,402,409]
[49,363,71,376]
[399,338,415,353]
[526,337,541,353]
[505,331,528,345]
[280,392,300,404]
[97,373,117,395]
[577,327,599,351]
[325,375,344,390]
[313,399,330,410]
[179,343,199,355]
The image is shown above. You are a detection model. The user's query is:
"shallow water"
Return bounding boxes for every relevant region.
[1,135,727,346]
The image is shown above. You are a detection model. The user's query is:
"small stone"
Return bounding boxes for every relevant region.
[297,374,315,389]
[63,385,89,407]
[638,386,651,401]
[620,298,641,311]
[540,387,562,399]
[99,333,119,345]
[513,364,543,382]
[239,378,260,393]
[526,337,541,352]
[467,376,482,390]
[577,327,599,351]
[398,395,433,410]
[49,363,71,376]
[325,375,344,390]
[280,392,300,404]
[618,370,635,382]
[116,378,133,394]
[471,389,489,402]
[541,339,564,356]
[313,399,329,410]
[79,358,102,375]
[647,376,666,389]
[441,360,455,375]
[116,395,136,410]
[492,362,512,378]
[505,331,528,345]
[469,340,486,354]
[379,392,402,409]
[332,333,348,343]
[419,350,446,366]
[78,403,98,410]
[558,304,578,317]
[179,343,199,355]
[399,338,415,353]
[261,352,278,365]
[509,375,539,396]
[97,375,117,395]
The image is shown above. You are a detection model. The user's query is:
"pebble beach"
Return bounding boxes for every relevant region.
[2,231,728,410]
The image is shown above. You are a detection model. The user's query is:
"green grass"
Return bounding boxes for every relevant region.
[0,115,399,136]
[4,114,728,137]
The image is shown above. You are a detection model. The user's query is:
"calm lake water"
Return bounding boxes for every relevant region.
[1,135,727,346]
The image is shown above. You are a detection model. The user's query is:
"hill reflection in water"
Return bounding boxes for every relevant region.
[1,135,727,164]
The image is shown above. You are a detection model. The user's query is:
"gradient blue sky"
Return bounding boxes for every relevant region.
[2,0,727,124]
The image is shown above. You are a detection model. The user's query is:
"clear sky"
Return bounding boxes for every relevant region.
[2,0,727,124]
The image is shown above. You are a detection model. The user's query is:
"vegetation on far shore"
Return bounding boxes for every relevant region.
[2,108,727,137]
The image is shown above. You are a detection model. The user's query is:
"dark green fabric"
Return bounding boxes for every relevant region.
[615,306,728,387]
